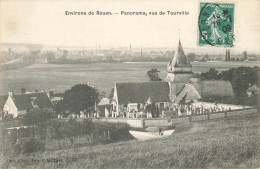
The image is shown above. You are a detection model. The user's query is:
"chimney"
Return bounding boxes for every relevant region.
[8,91,14,98]
[21,88,26,94]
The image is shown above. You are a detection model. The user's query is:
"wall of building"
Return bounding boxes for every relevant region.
[3,96,19,117]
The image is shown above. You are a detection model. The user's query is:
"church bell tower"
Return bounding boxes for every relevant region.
[165,40,193,83]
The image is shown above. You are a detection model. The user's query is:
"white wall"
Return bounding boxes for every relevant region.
[3,96,19,117]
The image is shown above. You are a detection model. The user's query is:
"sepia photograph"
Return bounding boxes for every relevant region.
[0,0,259,168]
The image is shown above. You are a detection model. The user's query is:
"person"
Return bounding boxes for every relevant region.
[206,5,229,43]
[158,128,162,136]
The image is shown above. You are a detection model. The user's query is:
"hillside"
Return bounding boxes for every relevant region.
[1,113,259,169]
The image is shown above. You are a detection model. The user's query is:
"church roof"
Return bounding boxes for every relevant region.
[172,84,201,104]
[115,82,171,105]
[169,40,191,67]
[171,80,234,103]
[0,95,8,108]
[196,80,235,98]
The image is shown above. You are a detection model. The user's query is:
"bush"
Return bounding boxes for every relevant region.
[18,138,45,154]
[93,122,132,142]
[109,123,132,141]
[46,118,94,139]
[45,119,131,142]
[21,109,53,126]
[46,120,63,139]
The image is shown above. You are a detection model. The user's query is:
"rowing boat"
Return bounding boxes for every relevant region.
[129,129,175,141]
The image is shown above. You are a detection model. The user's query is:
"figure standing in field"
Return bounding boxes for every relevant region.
[206,5,229,43]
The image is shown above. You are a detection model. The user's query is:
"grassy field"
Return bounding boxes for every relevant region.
[0,61,258,95]
[1,114,259,169]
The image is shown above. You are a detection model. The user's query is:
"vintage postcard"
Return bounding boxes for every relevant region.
[0,0,259,168]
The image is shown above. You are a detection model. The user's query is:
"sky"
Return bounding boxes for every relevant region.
[1,0,260,54]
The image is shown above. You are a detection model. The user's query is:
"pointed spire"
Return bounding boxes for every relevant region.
[169,39,191,67]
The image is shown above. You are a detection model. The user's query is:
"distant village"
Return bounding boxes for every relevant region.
[0,43,258,70]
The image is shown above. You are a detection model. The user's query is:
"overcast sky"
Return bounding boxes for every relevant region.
[1,0,260,53]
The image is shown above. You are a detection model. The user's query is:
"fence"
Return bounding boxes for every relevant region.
[1,129,111,152]
[45,131,111,151]
[77,108,257,128]
[170,108,257,125]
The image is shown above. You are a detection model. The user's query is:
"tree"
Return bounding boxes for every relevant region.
[243,51,248,60]
[202,53,209,62]
[200,66,259,105]
[57,84,99,114]
[201,68,219,80]
[186,53,196,62]
[147,68,162,81]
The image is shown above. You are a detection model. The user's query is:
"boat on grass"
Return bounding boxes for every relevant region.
[129,129,175,141]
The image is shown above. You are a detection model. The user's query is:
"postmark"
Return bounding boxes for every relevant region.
[198,2,235,47]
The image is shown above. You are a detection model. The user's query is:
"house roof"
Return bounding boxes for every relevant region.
[98,98,111,106]
[0,95,8,108]
[12,92,53,110]
[169,40,191,67]
[247,84,260,93]
[115,82,171,105]
[196,80,235,98]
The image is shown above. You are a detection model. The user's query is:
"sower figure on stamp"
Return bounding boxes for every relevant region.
[206,5,229,43]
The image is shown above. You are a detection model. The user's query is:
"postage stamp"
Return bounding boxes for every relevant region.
[198,2,235,47]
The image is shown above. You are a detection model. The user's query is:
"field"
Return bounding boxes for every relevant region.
[0,61,258,96]
[1,113,259,169]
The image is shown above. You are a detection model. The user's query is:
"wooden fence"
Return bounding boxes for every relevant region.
[45,131,111,151]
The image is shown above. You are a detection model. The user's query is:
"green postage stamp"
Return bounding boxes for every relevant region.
[198,2,235,47]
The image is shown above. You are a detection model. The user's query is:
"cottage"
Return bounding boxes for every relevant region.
[3,91,53,118]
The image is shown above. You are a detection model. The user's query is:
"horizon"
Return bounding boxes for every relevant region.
[1,0,260,55]
[1,42,260,56]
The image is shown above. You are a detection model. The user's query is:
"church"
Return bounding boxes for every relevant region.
[112,40,234,118]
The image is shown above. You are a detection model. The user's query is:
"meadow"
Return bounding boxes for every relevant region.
[1,113,259,169]
[0,61,258,96]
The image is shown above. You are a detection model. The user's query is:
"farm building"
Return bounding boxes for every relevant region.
[97,98,112,117]
[3,91,53,118]
[112,40,235,118]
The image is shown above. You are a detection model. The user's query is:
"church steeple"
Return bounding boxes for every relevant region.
[165,39,193,83]
[169,40,191,68]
